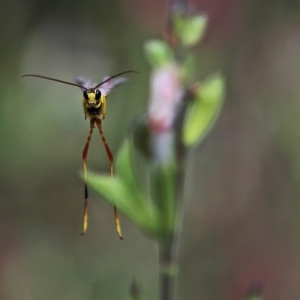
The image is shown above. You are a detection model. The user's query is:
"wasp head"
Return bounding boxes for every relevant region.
[83,89,102,108]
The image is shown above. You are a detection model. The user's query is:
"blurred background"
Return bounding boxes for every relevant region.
[1,0,300,299]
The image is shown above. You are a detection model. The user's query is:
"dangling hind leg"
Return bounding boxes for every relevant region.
[81,118,96,236]
[95,119,123,240]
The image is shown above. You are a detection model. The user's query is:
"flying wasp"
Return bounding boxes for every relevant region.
[21,70,137,239]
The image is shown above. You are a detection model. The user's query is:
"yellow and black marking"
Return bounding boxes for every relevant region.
[21,70,137,239]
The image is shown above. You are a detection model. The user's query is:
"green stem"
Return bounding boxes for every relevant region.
[159,239,176,300]
[158,94,189,300]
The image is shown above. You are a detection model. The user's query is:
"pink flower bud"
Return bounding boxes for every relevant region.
[148,64,181,133]
[148,64,182,162]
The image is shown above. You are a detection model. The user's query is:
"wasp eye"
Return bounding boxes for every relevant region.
[95,89,101,100]
[83,90,89,100]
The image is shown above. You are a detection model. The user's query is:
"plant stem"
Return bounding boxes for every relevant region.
[159,241,176,300]
[158,94,189,300]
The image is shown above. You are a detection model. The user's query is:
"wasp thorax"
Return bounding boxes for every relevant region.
[83,89,102,107]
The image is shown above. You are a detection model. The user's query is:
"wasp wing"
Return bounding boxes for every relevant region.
[99,76,128,96]
[74,77,96,90]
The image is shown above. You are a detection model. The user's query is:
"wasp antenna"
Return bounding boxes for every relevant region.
[93,70,139,89]
[21,74,87,89]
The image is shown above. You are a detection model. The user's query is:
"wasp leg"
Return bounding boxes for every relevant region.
[95,119,123,240]
[81,118,96,236]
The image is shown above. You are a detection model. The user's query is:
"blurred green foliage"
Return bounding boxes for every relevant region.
[87,141,160,237]
[144,40,174,68]
[183,74,224,147]
[172,14,207,47]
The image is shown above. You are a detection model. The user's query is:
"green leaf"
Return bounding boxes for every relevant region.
[87,141,160,236]
[173,14,207,47]
[183,74,225,147]
[144,40,173,68]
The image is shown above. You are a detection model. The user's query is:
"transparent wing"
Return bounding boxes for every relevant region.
[74,77,96,90]
[99,76,128,96]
